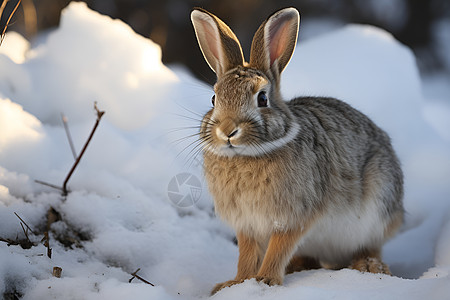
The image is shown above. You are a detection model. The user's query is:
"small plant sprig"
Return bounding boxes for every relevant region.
[36,102,105,196]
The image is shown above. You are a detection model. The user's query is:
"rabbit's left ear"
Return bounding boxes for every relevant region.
[250,8,299,81]
[191,8,244,76]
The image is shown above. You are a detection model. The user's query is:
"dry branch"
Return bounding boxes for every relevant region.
[14,211,36,235]
[34,179,64,192]
[35,103,105,196]
[61,113,77,160]
[15,212,35,249]
[0,0,8,18]
[62,103,105,195]
[0,212,36,249]
[0,236,20,246]
[129,268,155,286]
[0,0,22,47]
[19,222,30,242]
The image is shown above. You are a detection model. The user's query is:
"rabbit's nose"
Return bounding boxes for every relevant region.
[216,118,239,141]
[228,129,239,138]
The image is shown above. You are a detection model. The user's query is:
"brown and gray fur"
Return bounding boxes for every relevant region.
[191,7,404,295]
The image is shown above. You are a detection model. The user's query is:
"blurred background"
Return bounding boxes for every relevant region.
[1,0,449,85]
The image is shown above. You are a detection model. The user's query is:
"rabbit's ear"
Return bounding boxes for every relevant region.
[191,8,244,76]
[250,8,299,81]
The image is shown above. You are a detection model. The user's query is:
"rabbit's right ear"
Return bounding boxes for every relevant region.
[250,8,299,82]
[191,8,244,76]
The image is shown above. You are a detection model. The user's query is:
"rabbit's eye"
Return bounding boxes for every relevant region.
[257,91,268,107]
[211,95,216,107]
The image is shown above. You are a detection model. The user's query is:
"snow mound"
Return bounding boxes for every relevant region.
[0,2,449,299]
[0,31,29,63]
[1,2,179,130]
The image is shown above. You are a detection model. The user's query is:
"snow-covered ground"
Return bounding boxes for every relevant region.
[1,2,449,299]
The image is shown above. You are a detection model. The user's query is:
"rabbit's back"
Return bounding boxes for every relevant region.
[289,96,389,160]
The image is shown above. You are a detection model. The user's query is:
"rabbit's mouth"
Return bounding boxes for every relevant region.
[212,143,245,157]
[223,143,239,153]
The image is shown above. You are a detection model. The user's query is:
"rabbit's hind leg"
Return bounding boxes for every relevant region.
[285,255,321,274]
[349,249,391,275]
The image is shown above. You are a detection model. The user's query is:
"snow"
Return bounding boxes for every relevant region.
[0,32,30,64]
[1,2,450,299]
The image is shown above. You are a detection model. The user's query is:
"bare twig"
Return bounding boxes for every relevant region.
[61,113,77,160]
[34,180,64,192]
[19,222,30,242]
[0,0,9,18]
[14,212,36,235]
[34,103,105,196]
[13,212,35,249]
[2,212,56,254]
[0,0,9,21]
[62,103,105,195]
[0,225,34,249]
[129,268,155,286]
[0,236,20,246]
[0,0,22,47]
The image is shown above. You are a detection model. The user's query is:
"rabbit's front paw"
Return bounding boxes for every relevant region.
[211,279,244,295]
[254,275,282,286]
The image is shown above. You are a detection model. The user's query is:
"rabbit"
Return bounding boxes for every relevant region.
[190,7,404,295]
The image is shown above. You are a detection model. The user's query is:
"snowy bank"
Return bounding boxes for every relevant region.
[1,2,449,299]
